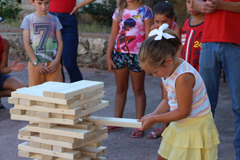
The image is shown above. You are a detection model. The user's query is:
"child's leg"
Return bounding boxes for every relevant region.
[114,67,129,118]
[157,155,167,160]
[28,62,45,87]
[129,70,146,119]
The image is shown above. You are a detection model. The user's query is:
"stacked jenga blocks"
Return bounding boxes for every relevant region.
[9,80,142,160]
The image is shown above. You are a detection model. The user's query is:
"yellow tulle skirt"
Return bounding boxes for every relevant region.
[158,112,220,160]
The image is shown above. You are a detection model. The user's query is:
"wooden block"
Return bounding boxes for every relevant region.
[61,136,77,143]
[26,123,91,139]
[53,146,66,152]
[11,114,79,125]
[63,114,76,119]
[20,99,35,106]
[76,146,107,159]
[79,92,90,100]
[18,142,81,159]
[40,133,52,140]
[78,101,108,118]
[10,108,25,115]
[81,114,91,120]
[18,151,32,158]
[19,127,36,136]
[83,102,94,110]
[37,111,50,118]
[51,135,61,141]
[39,123,56,129]
[42,155,53,160]
[84,141,102,148]
[36,101,45,106]
[18,134,78,149]
[50,113,64,119]
[26,110,37,117]
[29,141,41,148]
[76,133,108,149]
[15,104,82,115]
[12,89,75,105]
[59,121,93,130]
[8,97,19,104]
[44,103,56,108]
[41,143,53,150]
[86,116,142,128]
[53,81,104,99]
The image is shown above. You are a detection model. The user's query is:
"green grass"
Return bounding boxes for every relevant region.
[1,19,111,34]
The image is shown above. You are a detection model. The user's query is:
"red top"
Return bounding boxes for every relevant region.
[49,0,76,13]
[202,0,240,45]
[181,18,204,71]
[0,35,5,62]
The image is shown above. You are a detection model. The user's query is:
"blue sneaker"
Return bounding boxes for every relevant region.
[0,102,6,111]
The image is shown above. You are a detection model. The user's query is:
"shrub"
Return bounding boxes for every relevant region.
[79,0,117,26]
[0,0,22,21]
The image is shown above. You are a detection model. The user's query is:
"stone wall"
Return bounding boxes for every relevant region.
[0,28,109,70]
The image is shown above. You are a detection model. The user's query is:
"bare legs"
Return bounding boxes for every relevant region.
[111,67,146,137]
[0,77,26,98]
[114,68,146,119]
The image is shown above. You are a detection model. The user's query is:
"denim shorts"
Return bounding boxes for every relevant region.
[0,72,10,90]
[112,51,143,72]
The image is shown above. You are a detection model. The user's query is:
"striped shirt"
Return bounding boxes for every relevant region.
[162,60,210,122]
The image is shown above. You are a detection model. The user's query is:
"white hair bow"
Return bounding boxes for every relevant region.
[148,23,175,41]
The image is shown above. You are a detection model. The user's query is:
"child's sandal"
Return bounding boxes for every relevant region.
[131,128,144,138]
[147,128,164,139]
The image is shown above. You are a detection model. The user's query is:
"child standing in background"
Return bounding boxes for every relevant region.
[21,0,63,87]
[147,1,181,139]
[106,0,153,137]
[138,24,219,160]
[181,0,205,71]
[0,36,27,110]
[150,1,181,37]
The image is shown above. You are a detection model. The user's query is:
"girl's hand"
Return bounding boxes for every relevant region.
[10,59,25,71]
[35,63,49,75]
[47,60,59,74]
[106,57,116,73]
[137,116,155,131]
[70,6,78,15]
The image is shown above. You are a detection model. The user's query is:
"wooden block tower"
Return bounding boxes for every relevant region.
[9,80,142,160]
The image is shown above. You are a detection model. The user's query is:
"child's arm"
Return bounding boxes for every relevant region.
[23,29,49,74]
[144,18,154,38]
[70,0,96,15]
[0,39,25,74]
[106,19,119,73]
[47,30,63,74]
[138,73,195,131]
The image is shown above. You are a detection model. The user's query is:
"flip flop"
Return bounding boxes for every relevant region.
[131,128,144,138]
[147,128,164,139]
[107,126,124,132]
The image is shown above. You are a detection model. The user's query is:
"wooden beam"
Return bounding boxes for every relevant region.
[78,101,109,118]
[86,116,142,128]
[11,114,79,125]
[26,123,91,139]
[18,142,81,159]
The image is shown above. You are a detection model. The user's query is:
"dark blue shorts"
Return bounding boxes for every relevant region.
[0,73,10,90]
[112,51,143,72]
